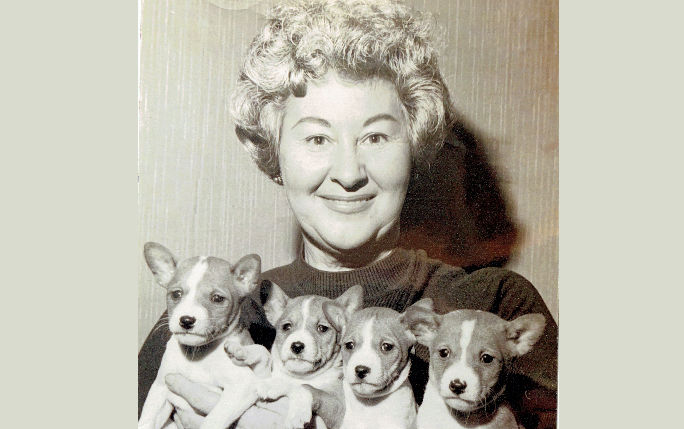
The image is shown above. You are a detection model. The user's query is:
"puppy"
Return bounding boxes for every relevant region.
[403,299,546,429]
[138,242,267,429]
[338,307,418,429]
[246,283,365,429]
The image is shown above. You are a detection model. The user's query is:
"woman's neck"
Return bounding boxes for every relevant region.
[302,234,397,272]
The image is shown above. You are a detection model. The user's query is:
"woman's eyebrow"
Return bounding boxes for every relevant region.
[292,117,331,129]
[362,113,399,127]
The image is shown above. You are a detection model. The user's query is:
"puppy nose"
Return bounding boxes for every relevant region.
[449,379,467,394]
[291,341,305,355]
[355,365,370,379]
[179,316,196,329]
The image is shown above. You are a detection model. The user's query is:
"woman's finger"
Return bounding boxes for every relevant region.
[165,373,220,415]
[174,408,205,429]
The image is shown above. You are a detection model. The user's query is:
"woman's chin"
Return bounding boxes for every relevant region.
[328,237,374,252]
[315,225,394,254]
[324,237,385,259]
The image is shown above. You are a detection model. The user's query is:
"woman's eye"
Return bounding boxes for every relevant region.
[282,323,292,331]
[345,341,355,350]
[170,290,182,300]
[306,136,327,145]
[438,348,450,358]
[317,324,329,333]
[365,133,388,144]
[381,342,394,352]
[481,353,494,364]
[211,294,225,303]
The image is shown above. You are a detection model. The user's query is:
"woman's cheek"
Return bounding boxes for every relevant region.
[280,143,330,192]
[364,143,412,191]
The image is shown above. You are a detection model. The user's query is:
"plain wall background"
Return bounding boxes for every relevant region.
[138,0,558,348]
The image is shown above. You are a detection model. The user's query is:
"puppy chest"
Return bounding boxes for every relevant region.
[165,344,255,388]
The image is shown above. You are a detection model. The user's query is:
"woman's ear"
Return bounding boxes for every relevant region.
[401,298,440,347]
[143,242,177,288]
[232,254,261,298]
[261,281,289,326]
[505,313,546,357]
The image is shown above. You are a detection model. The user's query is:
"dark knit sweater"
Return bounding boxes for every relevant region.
[139,248,558,427]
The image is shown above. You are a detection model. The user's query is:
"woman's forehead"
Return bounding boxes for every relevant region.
[281,71,405,128]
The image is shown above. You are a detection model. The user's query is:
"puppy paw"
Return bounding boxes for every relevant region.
[255,378,293,400]
[225,343,271,376]
[284,386,313,429]
[224,341,248,364]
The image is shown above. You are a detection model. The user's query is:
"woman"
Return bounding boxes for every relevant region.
[139,0,558,427]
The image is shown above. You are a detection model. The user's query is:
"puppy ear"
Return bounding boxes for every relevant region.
[262,281,289,326]
[400,298,440,347]
[322,301,348,334]
[334,285,364,316]
[505,313,546,357]
[232,254,261,298]
[323,285,363,333]
[143,242,177,288]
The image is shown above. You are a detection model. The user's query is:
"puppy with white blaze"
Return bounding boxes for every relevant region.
[138,242,268,429]
[403,299,546,429]
[338,306,419,429]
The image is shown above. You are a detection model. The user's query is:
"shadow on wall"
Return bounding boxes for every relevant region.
[399,121,518,271]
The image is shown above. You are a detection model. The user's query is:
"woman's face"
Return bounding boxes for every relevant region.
[279,72,412,256]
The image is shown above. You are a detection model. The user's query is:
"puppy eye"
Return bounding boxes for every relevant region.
[170,290,182,300]
[317,324,329,333]
[381,342,394,352]
[345,341,355,350]
[210,294,225,303]
[282,323,292,331]
[481,353,494,364]
[438,348,450,358]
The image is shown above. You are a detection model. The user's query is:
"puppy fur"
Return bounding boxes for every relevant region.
[138,242,264,429]
[256,283,365,429]
[403,299,546,429]
[339,307,418,429]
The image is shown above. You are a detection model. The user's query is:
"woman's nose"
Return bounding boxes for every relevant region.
[329,141,368,191]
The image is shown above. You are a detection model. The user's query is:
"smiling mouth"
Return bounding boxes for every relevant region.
[318,194,375,214]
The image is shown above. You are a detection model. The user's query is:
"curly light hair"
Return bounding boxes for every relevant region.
[231,0,455,183]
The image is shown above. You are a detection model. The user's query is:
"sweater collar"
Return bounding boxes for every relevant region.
[289,248,417,298]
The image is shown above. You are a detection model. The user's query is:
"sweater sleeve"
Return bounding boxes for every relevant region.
[138,312,171,418]
[488,268,558,391]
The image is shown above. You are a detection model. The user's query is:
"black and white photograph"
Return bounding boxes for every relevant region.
[6,1,684,428]
[137,1,558,427]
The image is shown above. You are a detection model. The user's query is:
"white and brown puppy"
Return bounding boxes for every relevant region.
[254,283,365,429]
[138,242,267,429]
[216,284,363,429]
[403,299,546,429]
[337,307,418,429]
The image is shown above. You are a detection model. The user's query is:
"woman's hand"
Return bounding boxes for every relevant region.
[254,378,313,429]
[165,374,219,428]
[165,373,292,429]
